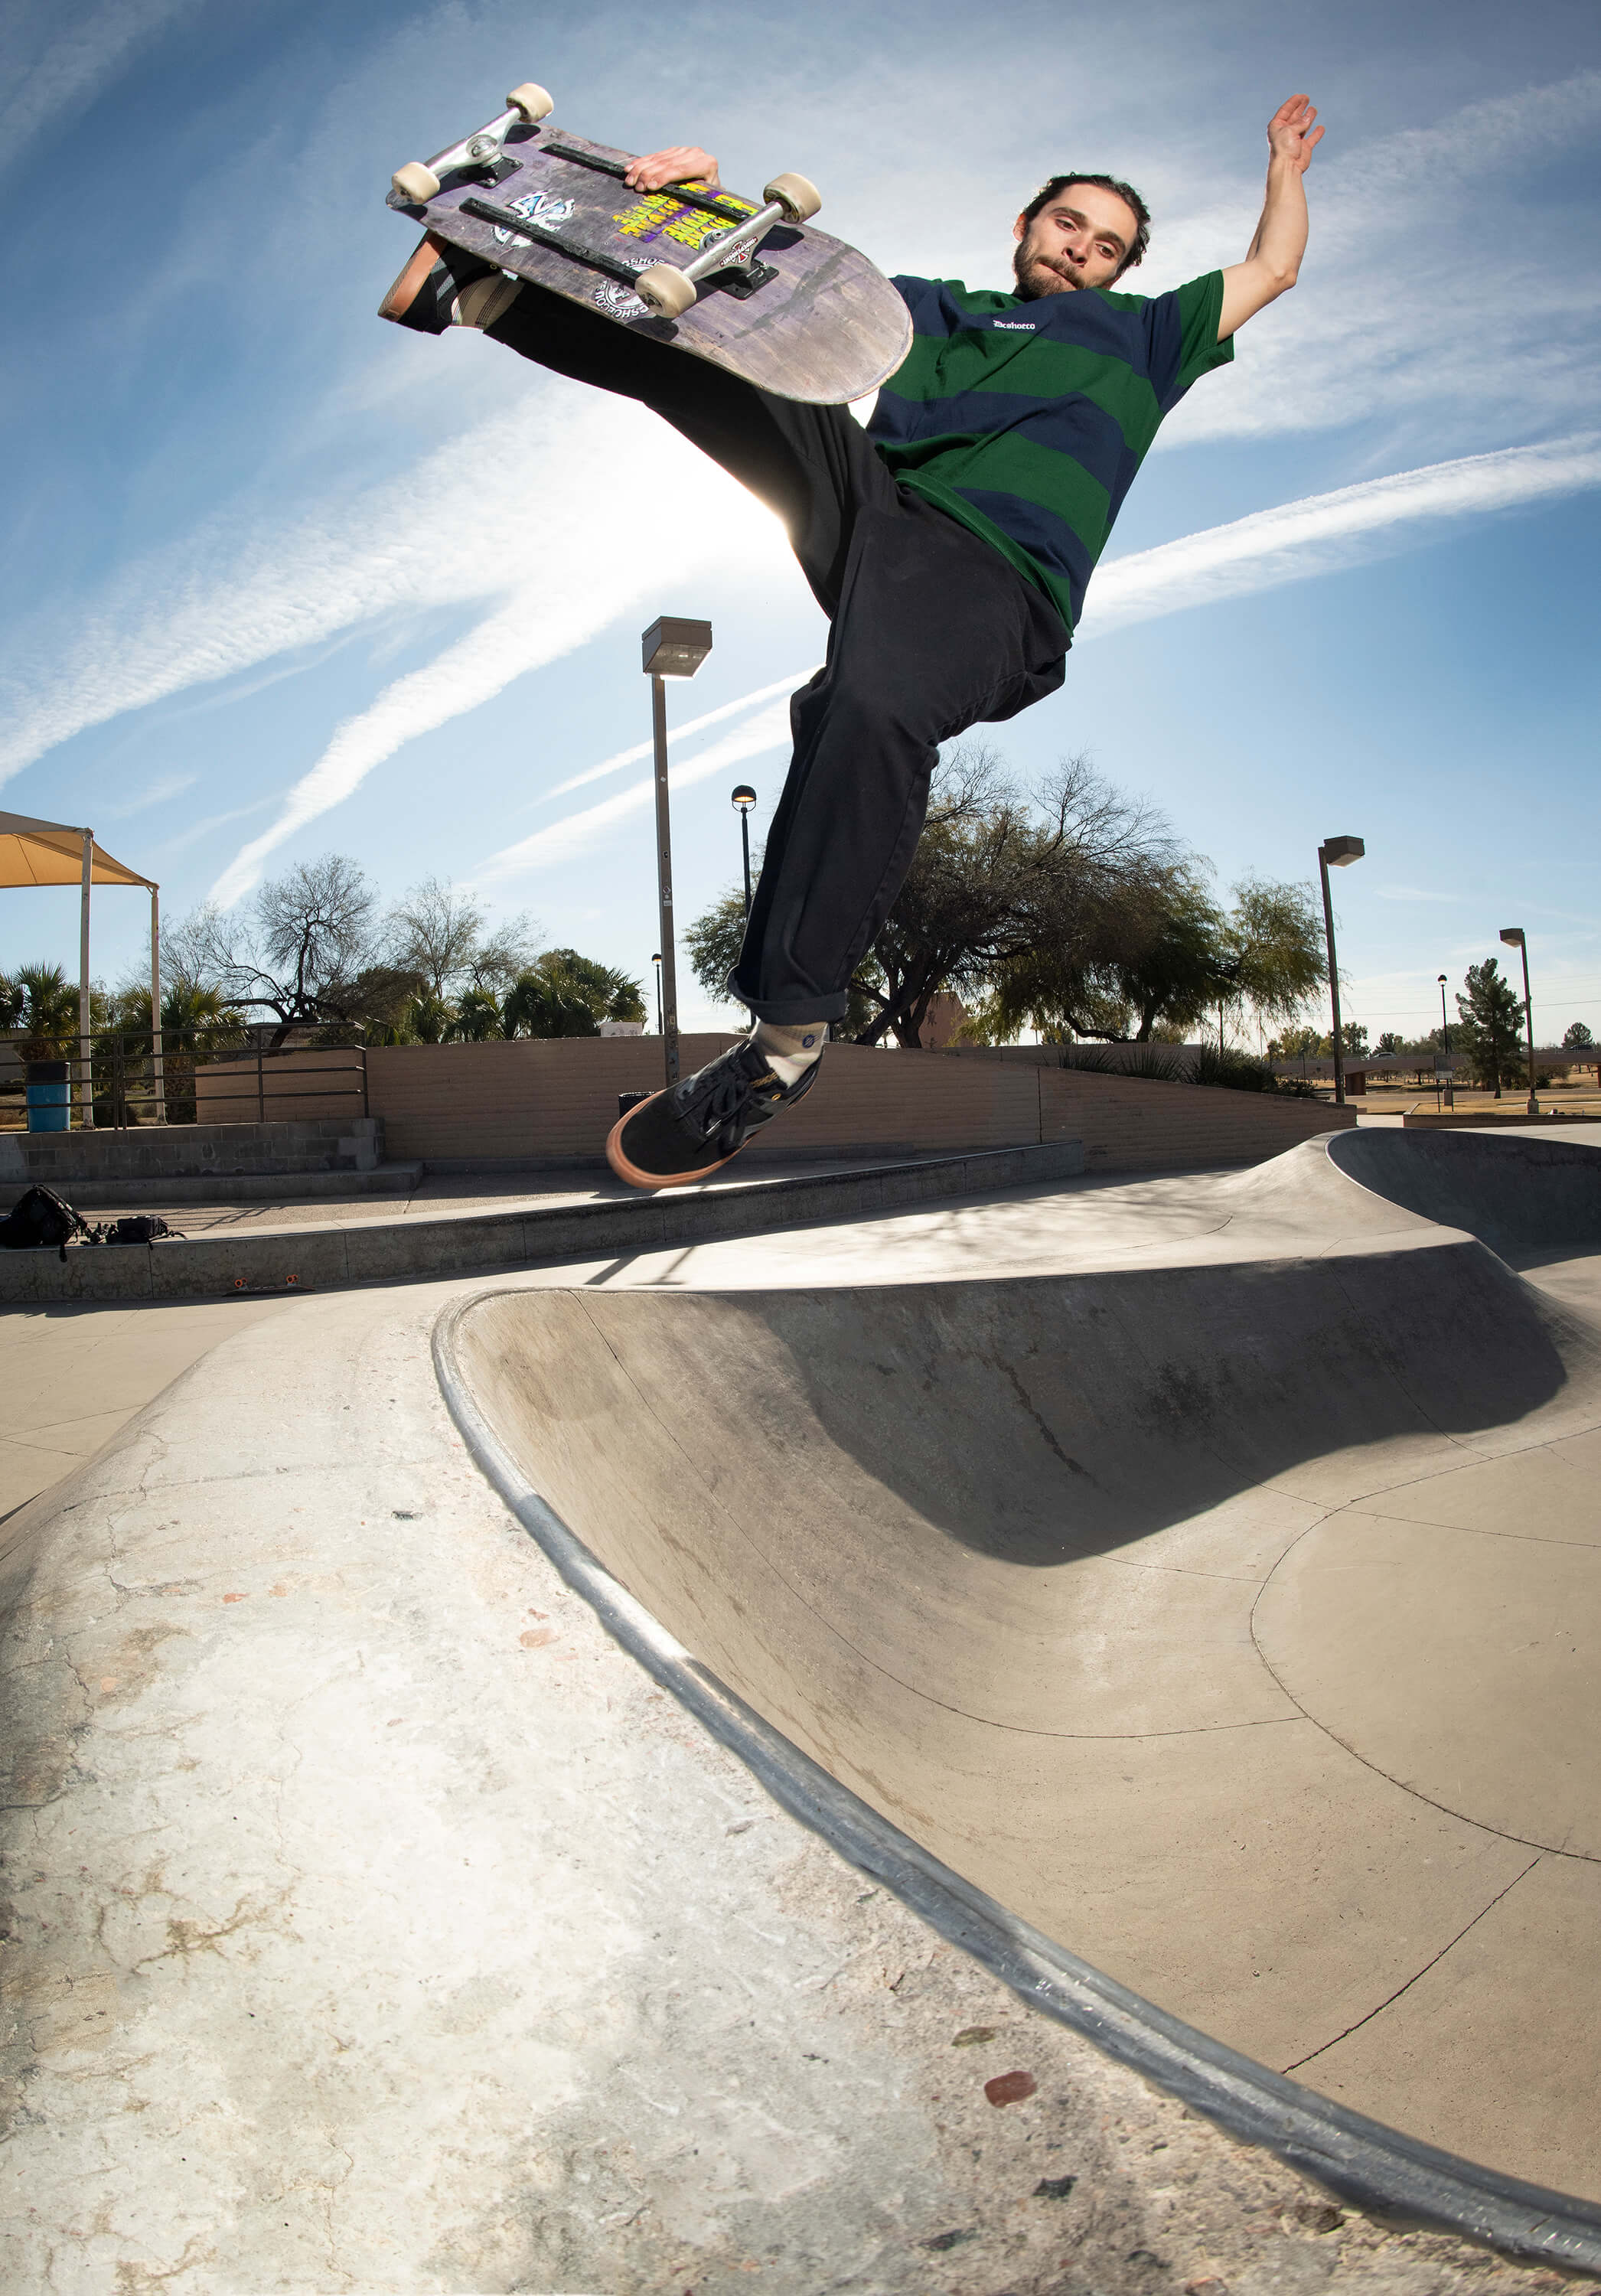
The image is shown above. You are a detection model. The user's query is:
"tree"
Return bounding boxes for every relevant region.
[171,854,382,1051]
[683,745,1324,1054]
[450,987,508,1041]
[1564,1021,1594,1049]
[1091,865,1229,1043]
[386,876,541,1000]
[498,950,641,1040]
[869,748,1180,1047]
[1456,958,1525,1094]
[1376,1031,1405,1055]
[538,949,647,1027]
[5,963,80,1057]
[503,965,598,1039]
[1340,1020,1369,1058]
[1222,876,1327,1034]
[325,966,429,1044]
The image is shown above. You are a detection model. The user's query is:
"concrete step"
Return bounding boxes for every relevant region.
[0,1164,425,1210]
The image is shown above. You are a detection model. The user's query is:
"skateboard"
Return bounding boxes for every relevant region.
[384,83,911,405]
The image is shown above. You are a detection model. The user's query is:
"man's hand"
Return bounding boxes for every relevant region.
[1266,92,1322,174]
[1218,94,1322,339]
[622,145,721,193]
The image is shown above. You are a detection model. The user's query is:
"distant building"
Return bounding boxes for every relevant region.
[921,993,967,1049]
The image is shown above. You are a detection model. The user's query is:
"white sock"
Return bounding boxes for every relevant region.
[751,1019,827,1086]
[452,272,522,330]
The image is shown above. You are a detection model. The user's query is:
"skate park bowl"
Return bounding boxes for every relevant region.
[441,1125,1601,2247]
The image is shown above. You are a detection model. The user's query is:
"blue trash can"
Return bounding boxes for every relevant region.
[25,1058,70,1133]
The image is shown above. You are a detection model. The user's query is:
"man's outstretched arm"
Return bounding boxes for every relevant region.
[1218,95,1322,339]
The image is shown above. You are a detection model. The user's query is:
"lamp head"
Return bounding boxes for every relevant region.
[641,616,713,677]
[1437,973,1447,985]
[1498,927,1524,948]
[731,784,757,813]
[1320,836,1365,868]
[651,952,662,966]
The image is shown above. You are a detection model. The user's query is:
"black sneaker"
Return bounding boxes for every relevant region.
[378,233,515,334]
[605,1039,820,1191]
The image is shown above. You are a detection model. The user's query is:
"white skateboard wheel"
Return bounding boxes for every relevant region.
[391,161,442,203]
[635,263,697,318]
[506,82,554,123]
[763,171,820,223]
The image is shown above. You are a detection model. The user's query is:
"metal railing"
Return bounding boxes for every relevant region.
[1,1029,368,1130]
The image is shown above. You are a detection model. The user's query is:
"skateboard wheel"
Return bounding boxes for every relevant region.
[391,161,441,204]
[763,171,820,223]
[506,82,553,123]
[635,263,697,318]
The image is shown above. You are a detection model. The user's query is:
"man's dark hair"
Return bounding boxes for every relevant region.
[1022,173,1151,279]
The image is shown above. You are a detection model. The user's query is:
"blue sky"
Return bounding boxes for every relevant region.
[3,0,1599,1045]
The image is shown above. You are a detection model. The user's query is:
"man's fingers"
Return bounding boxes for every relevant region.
[622,144,719,192]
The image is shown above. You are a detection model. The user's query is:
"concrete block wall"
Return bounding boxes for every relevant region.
[362,1036,1054,1166]
[1035,1065,1352,1172]
[0,1117,385,1182]
[195,1038,1352,1173]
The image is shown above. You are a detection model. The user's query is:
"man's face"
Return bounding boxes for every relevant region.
[1012,184,1139,297]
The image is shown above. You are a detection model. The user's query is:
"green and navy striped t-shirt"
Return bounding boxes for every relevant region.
[867,272,1233,638]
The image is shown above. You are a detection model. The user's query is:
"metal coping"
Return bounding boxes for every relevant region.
[432,1289,1601,2278]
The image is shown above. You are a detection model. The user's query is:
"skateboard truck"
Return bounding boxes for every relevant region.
[632,174,820,318]
[389,83,554,207]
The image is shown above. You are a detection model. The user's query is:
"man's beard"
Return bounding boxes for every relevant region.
[1012,236,1084,300]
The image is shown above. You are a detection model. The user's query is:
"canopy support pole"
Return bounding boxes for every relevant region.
[150,885,165,1124]
[79,827,95,1130]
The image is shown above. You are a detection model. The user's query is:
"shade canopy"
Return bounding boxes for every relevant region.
[0,810,155,892]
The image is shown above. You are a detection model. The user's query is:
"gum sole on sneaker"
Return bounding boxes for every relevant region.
[378,232,448,322]
[604,1094,748,1192]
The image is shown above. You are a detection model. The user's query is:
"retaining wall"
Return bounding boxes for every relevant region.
[201,1039,1352,1175]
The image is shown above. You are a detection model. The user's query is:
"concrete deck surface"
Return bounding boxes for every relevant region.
[4,1130,1599,2293]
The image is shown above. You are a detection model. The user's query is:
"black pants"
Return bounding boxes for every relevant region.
[490,285,1068,1025]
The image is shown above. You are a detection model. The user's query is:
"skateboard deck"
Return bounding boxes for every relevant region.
[386,95,911,405]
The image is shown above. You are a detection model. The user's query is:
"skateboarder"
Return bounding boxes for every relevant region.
[383,95,1322,1189]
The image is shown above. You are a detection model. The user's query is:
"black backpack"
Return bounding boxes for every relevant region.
[0,1183,94,1259]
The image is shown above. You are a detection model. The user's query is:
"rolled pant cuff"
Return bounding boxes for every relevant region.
[726,974,847,1027]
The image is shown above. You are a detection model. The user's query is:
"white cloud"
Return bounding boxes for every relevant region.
[206,419,784,905]
[103,769,199,817]
[477,700,797,880]
[0,0,201,161]
[543,670,815,801]
[1083,435,1601,634]
[0,385,787,796]
[1150,68,1601,451]
[489,432,1601,879]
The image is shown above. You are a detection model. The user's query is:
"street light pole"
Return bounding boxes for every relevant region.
[1437,973,1453,1112]
[731,784,757,918]
[1317,837,1365,1107]
[651,953,663,1038]
[641,616,713,1088]
[1500,928,1540,1117]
